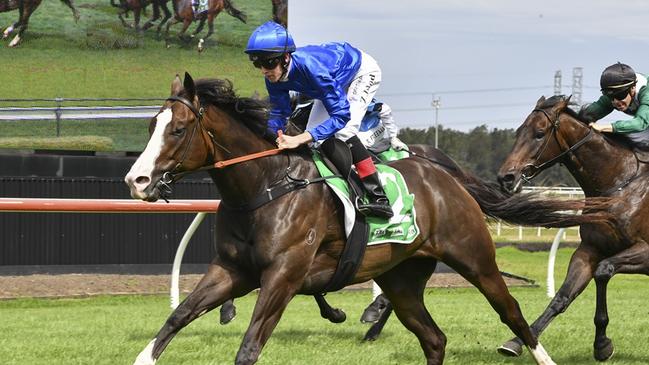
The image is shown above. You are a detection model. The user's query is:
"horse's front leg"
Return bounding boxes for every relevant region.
[155,2,172,34]
[202,15,215,41]
[235,262,307,365]
[192,18,206,36]
[133,262,254,365]
[177,19,192,42]
[499,245,599,357]
[592,242,649,361]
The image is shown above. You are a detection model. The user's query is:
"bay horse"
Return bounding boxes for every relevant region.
[271,0,286,28]
[110,0,172,34]
[497,95,647,361]
[125,74,612,365]
[1,0,79,47]
[164,0,246,48]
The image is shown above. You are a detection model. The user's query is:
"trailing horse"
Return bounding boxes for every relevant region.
[125,74,613,365]
[1,0,79,47]
[110,0,173,34]
[497,95,646,362]
[164,0,246,49]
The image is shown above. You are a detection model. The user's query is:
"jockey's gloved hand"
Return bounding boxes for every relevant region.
[390,137,408,151]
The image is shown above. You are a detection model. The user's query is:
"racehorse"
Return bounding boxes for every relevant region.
[164,0,246,48]
[1,0,79,47]
[125,74,613,365]
[110,0,172,34]
[497,95,647,361]
[271,0,286,27]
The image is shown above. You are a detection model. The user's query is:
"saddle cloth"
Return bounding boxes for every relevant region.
[312,150,420,245]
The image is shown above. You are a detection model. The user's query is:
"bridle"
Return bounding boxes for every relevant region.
[156,95,233,198]
[520,107,647,195]
[154,95,284,202]
[520,107,593,184]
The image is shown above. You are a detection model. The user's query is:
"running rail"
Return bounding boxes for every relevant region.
[0,198,219,309]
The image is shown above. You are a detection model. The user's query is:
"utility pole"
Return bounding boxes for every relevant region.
[431,95,441,149]
[554,70,562,96]
[572,67,583,106]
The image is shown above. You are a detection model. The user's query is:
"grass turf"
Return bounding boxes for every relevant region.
[1,247,647,364]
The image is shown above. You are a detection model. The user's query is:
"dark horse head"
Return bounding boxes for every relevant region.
[125,72,271,202]
[495,95,648,362]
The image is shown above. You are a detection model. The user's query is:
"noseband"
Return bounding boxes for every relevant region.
[521,108,592,182]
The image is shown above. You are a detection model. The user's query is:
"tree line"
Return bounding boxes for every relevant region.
[398,125,577,187]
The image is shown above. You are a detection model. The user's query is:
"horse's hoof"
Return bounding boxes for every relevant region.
[594,338,615,361]
[325,309,346,324]
[363,325,382,341]
[219,303,236,325]
[497,339,524,357]
[360,294,389,323]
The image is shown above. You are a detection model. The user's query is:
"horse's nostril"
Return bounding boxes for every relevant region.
[135,176,150,185]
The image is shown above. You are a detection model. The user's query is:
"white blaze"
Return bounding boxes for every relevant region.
[125,108,173,197]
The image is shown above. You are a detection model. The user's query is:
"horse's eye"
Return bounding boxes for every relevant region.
[172,127,186,137]
[534,131,545,140]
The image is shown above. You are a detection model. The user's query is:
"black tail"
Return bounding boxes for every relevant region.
[224,0,247,23]
[459,175,614,228]
[408,145,616,228]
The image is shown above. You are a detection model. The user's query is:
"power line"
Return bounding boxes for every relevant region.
[392,102,531,112]
[380,85,552,97]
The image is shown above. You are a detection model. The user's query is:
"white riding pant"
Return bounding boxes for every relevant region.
[306,51,382,143]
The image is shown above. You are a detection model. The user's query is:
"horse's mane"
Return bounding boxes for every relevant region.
[188,78,275,144]
[538,95,583,121]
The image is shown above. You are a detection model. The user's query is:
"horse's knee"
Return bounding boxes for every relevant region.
[594,262,614,283]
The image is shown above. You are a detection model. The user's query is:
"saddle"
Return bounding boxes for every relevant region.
[316,139,420,292]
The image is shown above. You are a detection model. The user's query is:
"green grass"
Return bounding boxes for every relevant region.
[0,0,270,151]
[1,247,648,365]
[0,134,113,150]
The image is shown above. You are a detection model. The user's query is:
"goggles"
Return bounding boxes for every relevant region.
[602,87,631,101]
[252,56,283,69]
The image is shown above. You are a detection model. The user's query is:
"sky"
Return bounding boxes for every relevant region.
[290,0,649,131]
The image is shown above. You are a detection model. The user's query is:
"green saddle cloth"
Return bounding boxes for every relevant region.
[313,148,419,245]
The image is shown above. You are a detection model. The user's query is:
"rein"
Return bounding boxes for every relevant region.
[522,107,647,195]
[156,95,341,208]
[521,108,593,182]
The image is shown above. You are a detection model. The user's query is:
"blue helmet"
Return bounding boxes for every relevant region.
[245,21,296,58]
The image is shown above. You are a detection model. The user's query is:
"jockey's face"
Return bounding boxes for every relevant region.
[259,54,288,83]
[611,86,635,111]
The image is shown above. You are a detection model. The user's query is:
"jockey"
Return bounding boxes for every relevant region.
[585,63,649,136]
[245,21,393,219]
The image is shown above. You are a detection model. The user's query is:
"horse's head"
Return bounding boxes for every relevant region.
[125,72,212,201]
[498,95,580,193]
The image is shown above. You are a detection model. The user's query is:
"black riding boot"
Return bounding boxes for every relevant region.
[346,136,393,219]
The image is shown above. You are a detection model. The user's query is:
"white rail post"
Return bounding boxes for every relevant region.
[170,212,207,309]
[546,228,565,298]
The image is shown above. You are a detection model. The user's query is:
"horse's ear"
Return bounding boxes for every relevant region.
[535,96,546,108]
[171,74,182,96]
[183,72,196,100]
[553,95,572,112]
